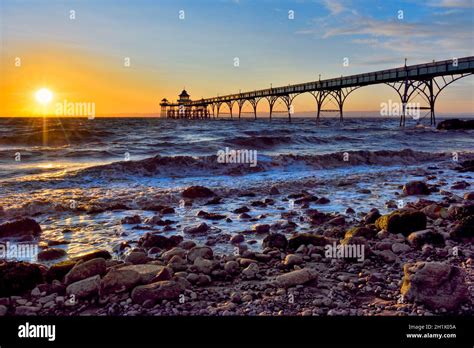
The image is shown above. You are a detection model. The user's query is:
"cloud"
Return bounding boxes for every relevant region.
[429,0,474,8]
[321,0,346,15]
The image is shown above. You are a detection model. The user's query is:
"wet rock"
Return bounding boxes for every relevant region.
[15,306,41,316]
[447,204,474,220]
[401,262,469,311]
[344,227,376,240]
[450,215,474,239]
[66,275,100,298]
[99,268,141,296]
[328,216,346,226]
[363,209,381,224]
[391,242,411,254]
[239,213,251,219]
[46,260,76,282]
[167,255,188,272]
[436,118,474,130]
[121,215,142,224]
[162,247,186,262]
[253,224,270,234]
[457,159,474,172]
[139,233,180,249]
[0,305,6,316]
[375,210,427,236]
[125,251,149,265]
[197,211,226,220]
[131,280,183,304]
[288,233,327,250]
[182,186,215,199]
[421,203,448,219]
[73,250,111,262]
[0,261,43,296]
[187,246,213,263]
[315,197,330,204]
[37,248,67,261]
[269,186,280,195]
[403,181,430,196]
[307,210,331,224]
[183,222,210,235]
[346,207,355,214]
[64,258,106,285]
[274,268,317,288]
[233,206,250,214]
[464,192,474,200]
[262,233,288,250]
[407,229,445,249]
[230,234,245,244]
[151,266,173,282]
[0,218,42,238]
[451,181,470,190]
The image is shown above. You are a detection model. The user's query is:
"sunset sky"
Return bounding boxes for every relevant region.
[1,0,473,117]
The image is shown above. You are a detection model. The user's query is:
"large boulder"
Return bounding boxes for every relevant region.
[375,210,426,236]
[66,275,100,298]
[450,215,474,239]
[46,260,77,282]
[64,258,106,285]
[182,186,215,199]
[436,119,474,130]
[99,268,141,296]
[274,268,317,288]
[138,233,181,249]
[401,262,469,311]
[131,280,183,304]
[288,233,327,250]
[407,229,445,249]
[0,218,42,239]
[0,261,43,296]
[37,248,67,261]
[262,233,288,250]
[402,181,430,196]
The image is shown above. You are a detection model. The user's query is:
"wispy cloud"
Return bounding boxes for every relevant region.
[428,0,474,8]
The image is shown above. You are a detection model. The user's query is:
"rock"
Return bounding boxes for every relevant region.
[447,204,474,220]
[375,249,398,263]
[193,257,213,275]
[283,254,303,267]
[274,268,317,288]
[73,250,111,262]
[0,261,43,296]
[0,218,42,238]
[46,260,77,282]
[262,233,288,250]
[183,222,210,235]
[15,306,40,316]
[421,203,448,219]
[375,210,427,236]
[401,262,469,311]
[99,268,141,296]
[464,192,474,200]
[64,258,106,285]
[182,186,215,199]
[242,263,259,279]
[167,255,188,272]
[224,261,240,275]
[344,227,376,240]
[151,266,173,282]
[328,216,346,226]
[457,159,474,172]
[450,215,474,239]
[407,229,445,249]
[269,186,280,195]
[0,304,6,316]
[125,251,149,265]
[391,242,411,254]
[131,280,183,304]
[451,181,470,190]
[253,224,270,234]
[187,246,213,263]
[120,264,165,283]
[37,248,67,261]
[230,234,245,244]
[162,247,186,262]
[403,181,430,196]
[288,233,327,250]
[315,197,330,204]
[363,209,381,224]
[436,118,474,130]
[121,215,142,224]
[66,275,100,298]
[139,233,180,249]
[197,211,226,220]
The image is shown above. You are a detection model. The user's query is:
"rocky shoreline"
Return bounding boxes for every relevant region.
[0,176,473,317]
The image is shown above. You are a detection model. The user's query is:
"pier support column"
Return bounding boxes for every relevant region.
[266,96,278,121]
[238,100,245,120]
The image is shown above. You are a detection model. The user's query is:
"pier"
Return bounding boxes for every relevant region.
[160,56,474,126]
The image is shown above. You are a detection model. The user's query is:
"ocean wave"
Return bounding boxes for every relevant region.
[0,128,113,146]
[66,149,449,180]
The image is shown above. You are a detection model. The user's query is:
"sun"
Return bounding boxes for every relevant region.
[35,88,53,105]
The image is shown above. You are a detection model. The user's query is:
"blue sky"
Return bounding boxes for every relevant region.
[1,0,473,115]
